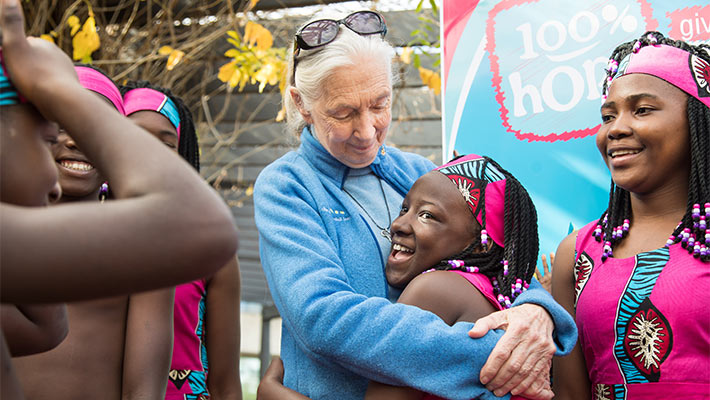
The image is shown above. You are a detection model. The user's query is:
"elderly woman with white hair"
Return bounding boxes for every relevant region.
[253,10,576,400]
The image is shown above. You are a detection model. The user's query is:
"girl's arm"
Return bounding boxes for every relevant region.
[551,233,591,399]
[365,271,498,400]
[205,257,242,400]
[0,304,67,356]
[257,358,312,400]
[0,1,238,303]
[121,288,175,400]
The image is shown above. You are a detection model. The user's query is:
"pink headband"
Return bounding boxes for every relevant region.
[608,43,710,108]
[75,66,125,115]
[435,154,506,247]
[123,88,181,141]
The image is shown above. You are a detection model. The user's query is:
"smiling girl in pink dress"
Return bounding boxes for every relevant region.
[552,32,710,400]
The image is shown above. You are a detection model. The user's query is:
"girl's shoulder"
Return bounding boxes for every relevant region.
[398,271,497,326]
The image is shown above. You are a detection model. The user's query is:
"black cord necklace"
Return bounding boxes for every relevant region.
[342,178,392,242]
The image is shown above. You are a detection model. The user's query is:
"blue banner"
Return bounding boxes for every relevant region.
[443,0,709,259]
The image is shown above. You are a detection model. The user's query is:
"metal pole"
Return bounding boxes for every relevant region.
[259,304,280,379]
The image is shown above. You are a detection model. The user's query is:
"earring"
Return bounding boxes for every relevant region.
[99,182,109,203]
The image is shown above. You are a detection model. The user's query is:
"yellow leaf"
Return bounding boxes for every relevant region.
[238,73,249,91]
[68,15,80,36]
[218,61,242,88]
[72,31,100,62]
[400,47,413,64]
[158,45,174,56]
[227,30,240,41]
[72,26,100,62]
[226,38,241,48]
[224,49,241,58]
[217,61,235,82]
[71,16,100,62]
[244,21,273,51]
[82,16,96,34]
[245,184,254,196]
[40,34,54,43]
[418,67,441,95]
[254,62,280,92]
[166,49,185,71]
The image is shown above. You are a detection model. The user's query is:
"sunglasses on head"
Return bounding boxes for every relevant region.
[291,10,387,84]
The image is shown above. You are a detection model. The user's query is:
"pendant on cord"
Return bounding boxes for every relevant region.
[381,229,392,242]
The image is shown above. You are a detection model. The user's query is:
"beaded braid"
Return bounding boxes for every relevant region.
[596,31,710,262]
[429,156,539,308]
[120,81,200,172]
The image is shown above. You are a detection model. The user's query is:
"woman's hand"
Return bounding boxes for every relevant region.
[468,303,556,400]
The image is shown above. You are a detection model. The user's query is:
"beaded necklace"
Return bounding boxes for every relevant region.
[594,202,710,260]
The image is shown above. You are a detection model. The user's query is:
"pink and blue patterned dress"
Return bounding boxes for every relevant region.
[166,279,209,400]
[574,221,710,399]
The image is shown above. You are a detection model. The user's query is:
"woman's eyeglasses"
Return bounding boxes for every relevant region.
[292,10,387,84]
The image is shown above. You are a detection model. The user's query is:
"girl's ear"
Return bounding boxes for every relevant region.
[289,88,312,125]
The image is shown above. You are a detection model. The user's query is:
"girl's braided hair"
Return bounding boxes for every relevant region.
[435,156,540,300]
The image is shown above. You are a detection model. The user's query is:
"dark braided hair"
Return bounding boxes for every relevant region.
[119,80,200,171]
[434,156,540,302]
[597,31,710,263]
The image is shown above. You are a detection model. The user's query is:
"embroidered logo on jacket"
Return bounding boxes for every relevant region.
[321,207,350,222]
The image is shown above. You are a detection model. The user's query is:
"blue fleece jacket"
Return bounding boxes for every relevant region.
[253,128,577,400]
